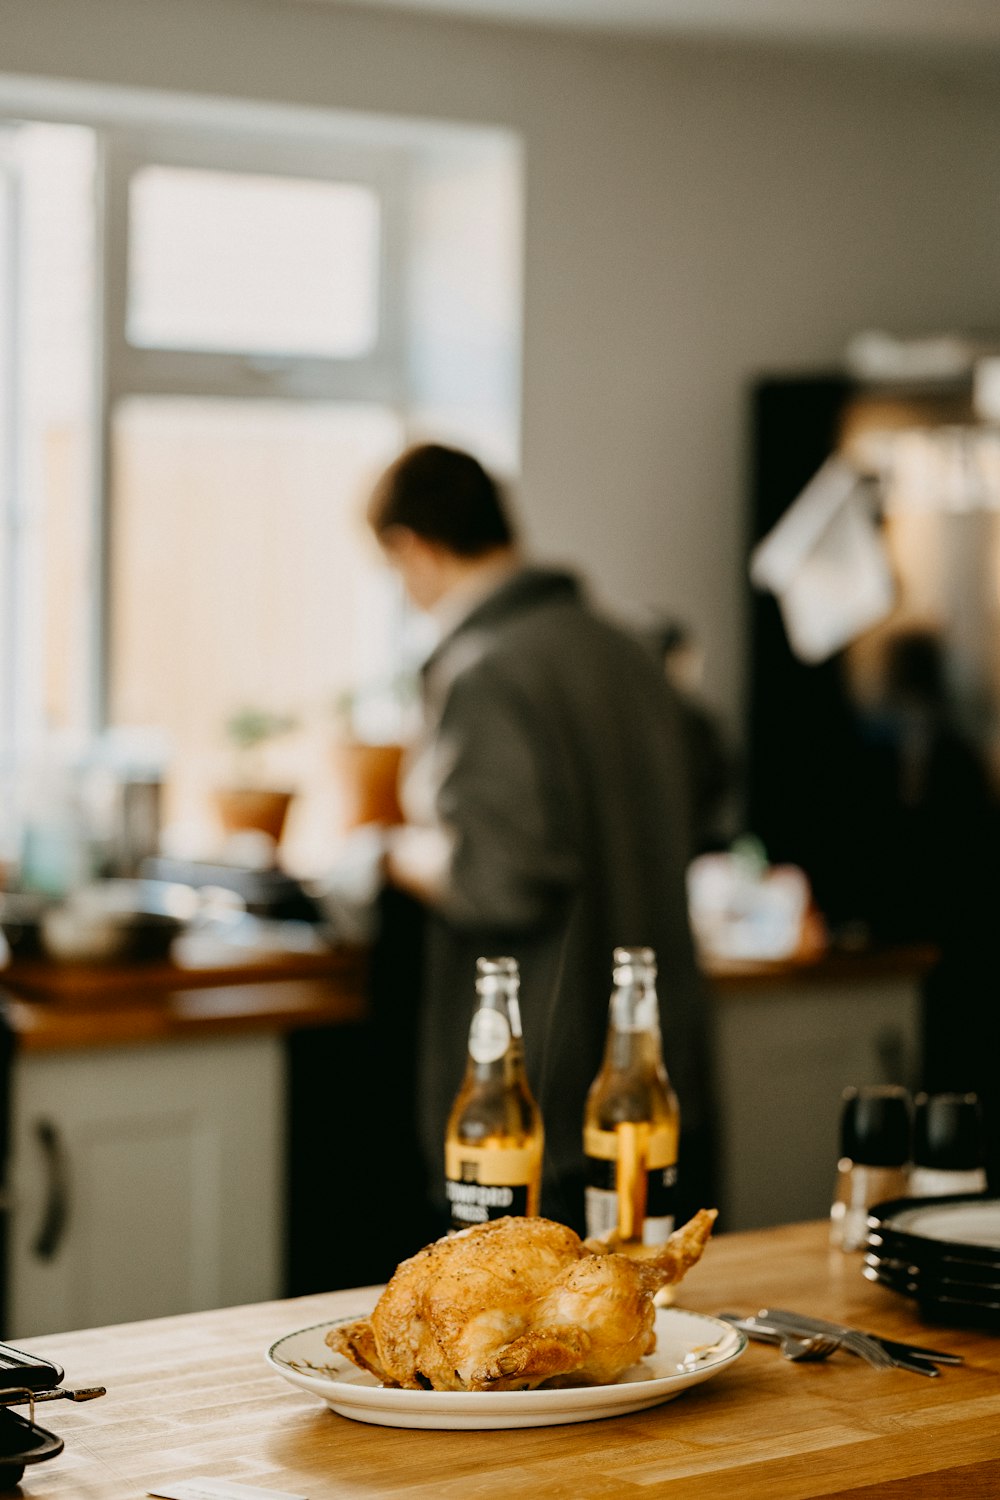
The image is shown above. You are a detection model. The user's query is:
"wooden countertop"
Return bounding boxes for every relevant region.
[0,948,368,1052]
[704,942,939,990]
[13,1220,1000,1499]
[0,939,938,1055]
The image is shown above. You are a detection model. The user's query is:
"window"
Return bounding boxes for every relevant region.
[109,397,402,860]
[126,167,381,359]
[0,122,96,764]
[103,131,409,866]
[0,93,522,877]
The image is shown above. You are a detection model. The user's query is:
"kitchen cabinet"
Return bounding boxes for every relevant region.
[709,953,928,1231]
[6,1033,285,1338]
[0,946,370,1330]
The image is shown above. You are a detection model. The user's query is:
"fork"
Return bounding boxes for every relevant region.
[780,1333,842,1363]
[759,1310,895,1371]
[715,1318,841,1364]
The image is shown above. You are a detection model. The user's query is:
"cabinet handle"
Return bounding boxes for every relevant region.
[32,1119,69,1262]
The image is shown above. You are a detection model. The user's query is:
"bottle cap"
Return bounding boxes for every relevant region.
[913,1093,983,1172]
[839,1085,911,1167]
[613,946,657,983]
[476,956,517,989]
[475,956,518,979]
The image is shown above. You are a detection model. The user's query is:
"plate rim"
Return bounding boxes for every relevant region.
[266,1306,747,1410]
[868,1195,1000,1264]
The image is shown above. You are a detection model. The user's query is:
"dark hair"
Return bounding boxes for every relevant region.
[367,444,514,557]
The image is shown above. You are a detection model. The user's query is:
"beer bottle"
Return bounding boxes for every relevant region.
[445,956,544,1231]
[583,946,680,1245]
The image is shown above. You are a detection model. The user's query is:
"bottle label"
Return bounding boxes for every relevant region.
[583,1123,677,1245]
[468,1010,511,1063]
[445,1141,539,1229]
[584,1159,677,1244]
[584,1185,621,1240]
[584,1123,676,1168]
[447,1179,529,1228]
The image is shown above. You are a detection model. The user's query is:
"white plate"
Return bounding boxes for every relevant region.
[888,1200,1000,1252]
[266,1308,746,1430]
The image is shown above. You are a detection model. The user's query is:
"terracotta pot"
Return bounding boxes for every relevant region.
[330,741,405,831]
[213,787,294,844]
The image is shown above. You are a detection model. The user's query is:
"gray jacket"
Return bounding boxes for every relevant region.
[410,567,708,1226]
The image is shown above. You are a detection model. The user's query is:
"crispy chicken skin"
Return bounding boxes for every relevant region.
[326,1208,716,1391]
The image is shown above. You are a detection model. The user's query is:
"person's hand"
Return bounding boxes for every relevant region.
[383,823,454,906]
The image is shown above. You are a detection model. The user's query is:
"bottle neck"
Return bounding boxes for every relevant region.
[604,978,663,1071]
[609,977,658,1032]
[467,980,525,1080]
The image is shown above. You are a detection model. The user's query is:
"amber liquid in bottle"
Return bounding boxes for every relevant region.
[445,957,544,1230]
[584,946,680,1247]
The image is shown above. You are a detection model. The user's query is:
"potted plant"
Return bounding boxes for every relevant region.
[329,674,416,832]
[214,707,298,845]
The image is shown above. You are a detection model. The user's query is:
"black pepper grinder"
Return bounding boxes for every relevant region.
[909,1093,987,1198]
[830,1085,911,1251]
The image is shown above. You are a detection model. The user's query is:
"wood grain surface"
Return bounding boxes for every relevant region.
[7,1220,999,1499]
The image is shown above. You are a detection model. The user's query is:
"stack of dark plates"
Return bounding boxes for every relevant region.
[865,1195,1000,1328]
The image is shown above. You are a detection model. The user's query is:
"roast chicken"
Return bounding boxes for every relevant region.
[327,1208,716,1392]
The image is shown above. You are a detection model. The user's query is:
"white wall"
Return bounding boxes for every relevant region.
[3,0,1000,728]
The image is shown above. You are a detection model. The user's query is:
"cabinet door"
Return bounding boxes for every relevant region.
[7,1034,285,1338]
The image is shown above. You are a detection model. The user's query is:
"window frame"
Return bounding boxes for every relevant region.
[0,87,523,766]
[101,126,410,407]
[94,125,411,729]
[0,135,20,774]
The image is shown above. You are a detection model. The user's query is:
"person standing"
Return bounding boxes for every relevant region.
[369,444,712,1232]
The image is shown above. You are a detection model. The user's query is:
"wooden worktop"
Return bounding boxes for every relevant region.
[13,1219,1000,1499]
[703,942,938,989]
[0,939,936,1055]
[0,947,367,1051]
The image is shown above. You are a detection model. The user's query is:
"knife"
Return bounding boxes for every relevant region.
[869,1335,963,1367]
[758,1309,962,1365]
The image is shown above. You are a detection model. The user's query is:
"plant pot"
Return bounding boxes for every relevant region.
[213,787,295,844]
[330,742,404,831]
